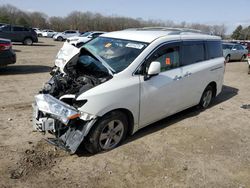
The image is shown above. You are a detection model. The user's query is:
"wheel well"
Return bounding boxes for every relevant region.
[208,81,217,97]
[102,108,134,136]
[24,37,32,40]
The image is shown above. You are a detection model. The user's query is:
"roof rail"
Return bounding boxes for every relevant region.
[124,27,211,35]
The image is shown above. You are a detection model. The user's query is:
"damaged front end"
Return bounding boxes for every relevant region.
[33,94,97,153]
[33,45,113,153]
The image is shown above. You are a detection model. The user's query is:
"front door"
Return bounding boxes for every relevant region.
[139,42,183,127]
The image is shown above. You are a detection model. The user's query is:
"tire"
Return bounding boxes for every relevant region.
[240,55,246,61]
[199,85,213,109]
[57,36,63,41]
[38,34,42,37]
[23,38,33,45]
[84,111,128,154]
[225,55,230,63]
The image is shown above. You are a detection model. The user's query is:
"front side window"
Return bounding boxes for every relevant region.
[236,45,244,50]
[84,37,148,73]
[148,45,180,72]
[182,42,205,66]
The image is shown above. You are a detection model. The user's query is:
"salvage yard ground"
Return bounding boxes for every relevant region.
[0,38,250,188]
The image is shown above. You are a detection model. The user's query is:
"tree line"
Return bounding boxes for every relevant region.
[231,25,250,40]
[0,4,227,38]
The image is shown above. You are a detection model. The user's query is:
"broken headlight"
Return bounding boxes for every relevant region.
[35,94,80,124]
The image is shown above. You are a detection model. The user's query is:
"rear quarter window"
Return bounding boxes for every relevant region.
[207,41,223,59]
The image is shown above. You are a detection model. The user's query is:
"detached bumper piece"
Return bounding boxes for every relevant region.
[44,123,86,153]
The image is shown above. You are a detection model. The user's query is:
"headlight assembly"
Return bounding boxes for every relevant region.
[35,94,80,124]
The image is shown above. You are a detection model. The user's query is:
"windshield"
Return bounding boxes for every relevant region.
[81,32,92,37]
[223,44,233,50]
[84,37,148,73]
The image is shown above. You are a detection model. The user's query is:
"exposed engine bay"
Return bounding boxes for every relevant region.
[33,48,112,153]
[41,48,111,100]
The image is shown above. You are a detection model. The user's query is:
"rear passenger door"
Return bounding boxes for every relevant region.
[179,40,207,109]
[12,26,25,42]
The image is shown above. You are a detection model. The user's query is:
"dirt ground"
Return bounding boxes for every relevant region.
[0,38,249,188]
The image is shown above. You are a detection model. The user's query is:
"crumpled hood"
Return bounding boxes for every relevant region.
[54,42,114,76]
[55,42,80,73]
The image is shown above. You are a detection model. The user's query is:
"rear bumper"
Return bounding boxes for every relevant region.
[0,51,16,66]
[33,37,38,43]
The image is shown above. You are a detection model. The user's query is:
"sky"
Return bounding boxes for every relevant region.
[0,0,249,33]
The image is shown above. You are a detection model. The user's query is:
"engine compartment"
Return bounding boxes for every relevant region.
[41,48,112,100]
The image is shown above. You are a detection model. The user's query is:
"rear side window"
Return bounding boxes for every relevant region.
[181,41,205,66]
[13,27,24,31]
[207,41,222,59]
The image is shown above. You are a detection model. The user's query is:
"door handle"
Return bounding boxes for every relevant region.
[183,72,192,77]
[173,75,182,80]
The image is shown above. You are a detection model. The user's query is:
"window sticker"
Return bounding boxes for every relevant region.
[126,43,144,49]
[105,43,112,48]
[166,57,171,65]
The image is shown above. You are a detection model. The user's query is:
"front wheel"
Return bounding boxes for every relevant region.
[199,85,213,109]
[84,111,128,154]
[57,36,63,41]
[240,55,246,61]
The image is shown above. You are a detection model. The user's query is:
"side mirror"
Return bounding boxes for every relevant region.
[87,35,93,38]
[148,61,161,76]
[144,61,161,80]
[232,48,236,51]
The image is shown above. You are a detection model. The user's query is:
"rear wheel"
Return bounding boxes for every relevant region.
[84,111,128,154]
[225,55,230,63]
[199,85,213,109]
[23,38,33,45]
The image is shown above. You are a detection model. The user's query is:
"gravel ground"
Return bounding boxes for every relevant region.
[0,38,249,188]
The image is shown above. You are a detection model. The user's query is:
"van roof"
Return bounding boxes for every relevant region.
[102,27,221,43]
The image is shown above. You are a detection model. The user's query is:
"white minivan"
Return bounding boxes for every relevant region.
[33,28,225,154]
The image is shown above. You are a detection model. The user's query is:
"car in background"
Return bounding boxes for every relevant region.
[0,24,38,45]
[0,38,16,67]
[33,28,43,37]
[42,29,57,38]
[53,30,80,41]
[223,43,248,62]
[66,31,106,47]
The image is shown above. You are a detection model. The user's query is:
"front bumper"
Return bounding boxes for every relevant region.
[32,95,96,153]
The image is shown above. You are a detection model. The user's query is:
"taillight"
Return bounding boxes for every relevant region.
[0,43,11,51]
[247,53,250,58]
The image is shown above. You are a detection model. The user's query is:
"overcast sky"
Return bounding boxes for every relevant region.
[0,0,249,33]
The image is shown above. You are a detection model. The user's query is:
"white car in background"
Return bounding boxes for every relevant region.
[33,28,43,37]
[42,30,57,38]
[67,31,106,47]
[33,27,225,154]
[53,30,80,41]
